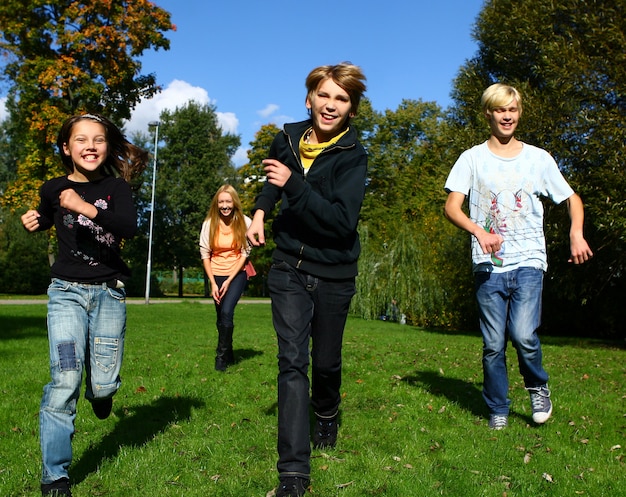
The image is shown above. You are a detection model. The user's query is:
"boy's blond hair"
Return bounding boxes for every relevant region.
[481,83,523,116]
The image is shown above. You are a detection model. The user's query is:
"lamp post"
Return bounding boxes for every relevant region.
[145,121,160,304]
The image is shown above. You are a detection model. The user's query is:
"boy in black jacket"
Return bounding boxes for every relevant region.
[247,63,367,497]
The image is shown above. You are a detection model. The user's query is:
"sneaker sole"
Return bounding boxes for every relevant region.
[532,406,553,424]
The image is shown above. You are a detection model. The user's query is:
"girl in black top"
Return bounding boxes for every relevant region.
[21,114,148,497]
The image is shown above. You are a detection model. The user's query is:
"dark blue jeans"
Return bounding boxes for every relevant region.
[213,270,247,328]
[268,261,356,479]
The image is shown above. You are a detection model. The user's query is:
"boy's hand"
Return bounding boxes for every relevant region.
[247,210,266,247]
[263,159,291,188]
[475,230,504,255]
[569,235,593,264]
[21,209,40,232]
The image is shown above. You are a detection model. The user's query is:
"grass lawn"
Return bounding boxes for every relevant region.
[0,301,624,496]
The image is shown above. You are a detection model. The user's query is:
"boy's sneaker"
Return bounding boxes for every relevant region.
[41,477,72,496]
[90,397,113,420]
[488,414,508,430]
[312,415,338,449]
[527,385,553,424]
[275,476,310,497]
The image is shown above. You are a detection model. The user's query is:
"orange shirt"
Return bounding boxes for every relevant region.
[199,216,252,276]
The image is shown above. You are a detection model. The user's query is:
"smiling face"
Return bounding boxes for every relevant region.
[305,77,354,143]
[486,98,520,140]
[62,120,108,181]
[217,191,234,219]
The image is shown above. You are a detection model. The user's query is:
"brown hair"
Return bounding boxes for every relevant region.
[305,62,367,115]
[57,113,149,184]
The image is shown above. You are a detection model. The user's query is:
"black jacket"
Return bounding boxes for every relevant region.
[253,120,367,279]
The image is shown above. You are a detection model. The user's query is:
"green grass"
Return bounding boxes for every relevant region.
[0,302,624,496]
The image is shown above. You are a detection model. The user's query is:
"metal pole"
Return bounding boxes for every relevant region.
[145,121,160,304]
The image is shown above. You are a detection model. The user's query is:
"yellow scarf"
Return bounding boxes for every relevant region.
[299,127,349,173]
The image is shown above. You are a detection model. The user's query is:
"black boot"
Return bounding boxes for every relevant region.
[215,325,234,371]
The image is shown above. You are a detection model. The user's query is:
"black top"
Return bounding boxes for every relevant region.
[253,120,367,279]
[35,175,137,283]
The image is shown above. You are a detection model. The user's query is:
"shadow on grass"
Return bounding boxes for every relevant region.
[70,395,205,485]
[402,370,488,418]
[1,315,47,340]
[234,348,263,364]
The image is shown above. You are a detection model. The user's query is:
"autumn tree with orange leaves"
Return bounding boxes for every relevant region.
[0,0,175,208]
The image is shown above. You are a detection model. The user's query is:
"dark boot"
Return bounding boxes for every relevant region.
[215,325,234,371]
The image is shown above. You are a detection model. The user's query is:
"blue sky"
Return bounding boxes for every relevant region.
[1,1,486,166]
[127,0,486,165]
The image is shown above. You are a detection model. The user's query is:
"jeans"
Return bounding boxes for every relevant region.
[475,267,548,415]
[213,270,247,328]
[40,279,126,484]
[268,261,355,478]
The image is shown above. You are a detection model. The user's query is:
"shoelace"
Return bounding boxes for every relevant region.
[491,415,507,427]
[528,388,550,411]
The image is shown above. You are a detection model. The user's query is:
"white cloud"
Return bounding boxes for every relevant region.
[258,104,279,118]
[217,111,238,134]
[124,79,238,137]
[0,97,7,122]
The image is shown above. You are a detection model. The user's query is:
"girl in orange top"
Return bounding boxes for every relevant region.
[199,185,252,370]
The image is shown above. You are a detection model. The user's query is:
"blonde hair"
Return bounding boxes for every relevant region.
[205,184,247,252]
[305,62,367,115]
[481,83,523,116]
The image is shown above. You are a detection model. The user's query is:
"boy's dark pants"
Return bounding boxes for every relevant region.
[268,261,355,478]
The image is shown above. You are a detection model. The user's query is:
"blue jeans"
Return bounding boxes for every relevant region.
[268,261,356,479]
[40,279,126,484]
[475,267,549,415]
[213,270,247,328]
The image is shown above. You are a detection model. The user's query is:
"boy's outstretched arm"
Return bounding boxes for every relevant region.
[566,193,594,264]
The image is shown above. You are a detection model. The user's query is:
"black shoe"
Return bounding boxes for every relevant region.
[312,415,338,449]
[275,476,310,497]
[41,477,72,496]
[91,398,113,420]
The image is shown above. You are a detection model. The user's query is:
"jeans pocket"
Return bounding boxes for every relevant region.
[94,337,119,372]
[106,286,126,301]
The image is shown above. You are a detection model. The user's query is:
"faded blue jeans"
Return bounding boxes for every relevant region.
[268,261,356,479]
[475,267,549,415]
[40,279,126,484]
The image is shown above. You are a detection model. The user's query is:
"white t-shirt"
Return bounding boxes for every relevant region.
[444,141,574,273]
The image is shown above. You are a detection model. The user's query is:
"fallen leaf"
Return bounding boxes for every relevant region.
[336,481,354,489]
[135,386,147,393]
[610,445,622,451]
[210,474,220,482]
[393,456,401,461]
[542,473,554,483]
[438,405,446,414]
[524,453,532,464]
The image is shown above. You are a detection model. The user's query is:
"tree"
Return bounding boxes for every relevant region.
[352,99,475,328]
[145,101,240,297]
[0,0,174,209]
[450,0,626,336]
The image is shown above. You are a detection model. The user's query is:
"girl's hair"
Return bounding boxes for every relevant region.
[57,114,149,184]
[306,62,367,115]
[205,184,248,252]
[481,83,523,116]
